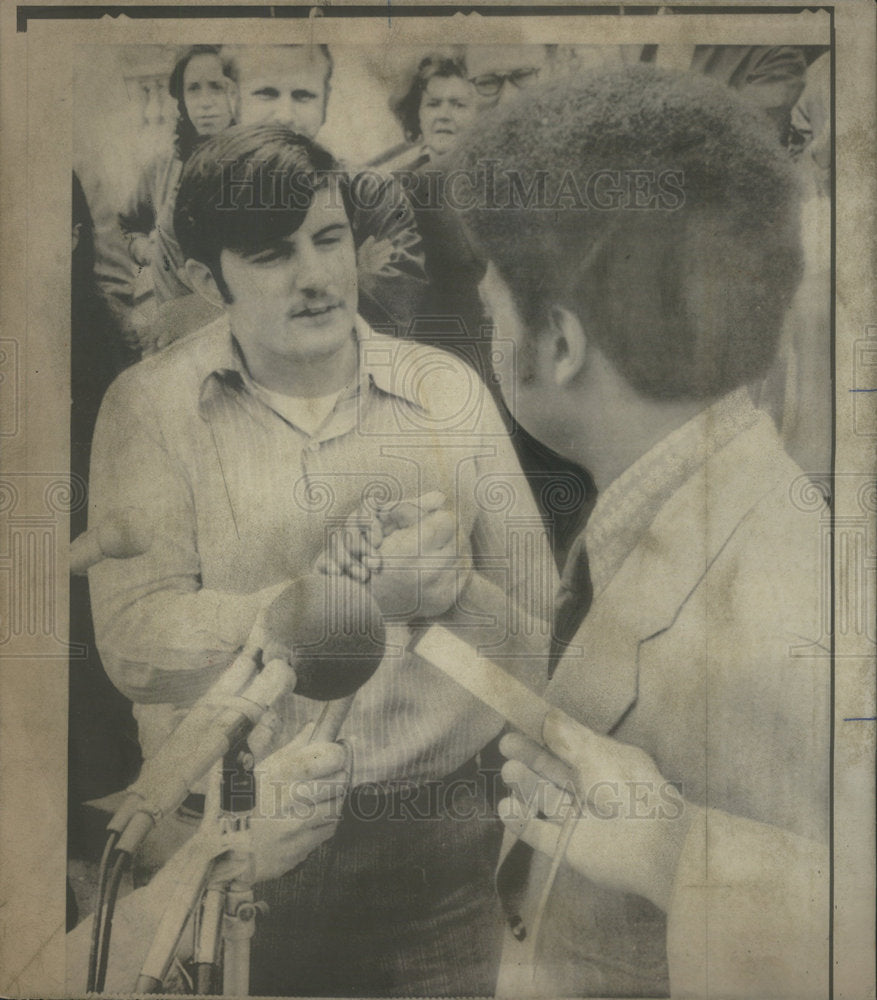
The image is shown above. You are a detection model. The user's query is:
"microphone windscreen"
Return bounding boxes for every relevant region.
[261,575,386,701]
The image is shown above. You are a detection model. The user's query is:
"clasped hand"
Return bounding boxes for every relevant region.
[315,490,472,621]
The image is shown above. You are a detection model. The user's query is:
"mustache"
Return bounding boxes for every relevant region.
[287,300,343,319]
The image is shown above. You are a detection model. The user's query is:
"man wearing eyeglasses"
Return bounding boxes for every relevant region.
[466,45,552,111]
[398,41,594,569]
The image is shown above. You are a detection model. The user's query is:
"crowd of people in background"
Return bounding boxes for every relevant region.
[73,41,831,548]
[76,39,830,411]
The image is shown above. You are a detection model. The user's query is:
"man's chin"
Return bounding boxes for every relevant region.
[284,311,356,351]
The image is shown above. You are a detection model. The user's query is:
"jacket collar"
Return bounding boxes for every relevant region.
[548,403,795,735]
[584,388,760,598]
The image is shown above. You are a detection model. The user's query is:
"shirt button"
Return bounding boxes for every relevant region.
[307,441,320,453]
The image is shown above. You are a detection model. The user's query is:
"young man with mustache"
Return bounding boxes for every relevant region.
[86,123,555,996]
[230,44,428,335]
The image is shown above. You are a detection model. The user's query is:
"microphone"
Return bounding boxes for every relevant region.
[260,573,387,743]
[260,573,386,701]
[70,508,152,575]
[110,574,385,854]
[415,626,552,742]
[412,577,583,748]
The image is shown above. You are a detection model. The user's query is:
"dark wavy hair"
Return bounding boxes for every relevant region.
[174,122,352,302]
[168,45,237,162]
[453,66,804,401]
[393,54,468,144]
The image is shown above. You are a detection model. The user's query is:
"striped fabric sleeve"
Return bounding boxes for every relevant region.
[88,371,287,705]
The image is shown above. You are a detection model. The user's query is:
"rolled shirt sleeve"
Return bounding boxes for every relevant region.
[88,371,285,706]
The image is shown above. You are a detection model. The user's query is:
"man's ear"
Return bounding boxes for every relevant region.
[185,259,225,307]
[546,305,587,387]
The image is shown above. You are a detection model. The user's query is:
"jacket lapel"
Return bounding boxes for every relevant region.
[494,414,794,955]
[546,414,790,735]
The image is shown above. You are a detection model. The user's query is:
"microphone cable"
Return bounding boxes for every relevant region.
[86,829,118,993]
[94,849,131,993]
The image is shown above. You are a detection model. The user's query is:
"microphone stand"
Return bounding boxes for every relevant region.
[134,734,264,996]
[215,735,264,997]
[88,573,384,992]
[133,696,358,994]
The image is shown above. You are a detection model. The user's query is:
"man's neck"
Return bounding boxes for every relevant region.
[238,330,359,398]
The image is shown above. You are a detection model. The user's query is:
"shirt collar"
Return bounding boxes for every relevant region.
[355,317,423,405]
[197,314,423,412]
[582,387,761,598]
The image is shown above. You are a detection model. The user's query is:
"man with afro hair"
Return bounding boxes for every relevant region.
[448,66,829,998]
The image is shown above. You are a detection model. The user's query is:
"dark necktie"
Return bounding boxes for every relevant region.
[498,535,594,940]
[548,533,593,679]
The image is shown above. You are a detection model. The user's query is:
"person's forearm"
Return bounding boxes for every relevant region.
[350,168,427,330]
[95,581,288,704]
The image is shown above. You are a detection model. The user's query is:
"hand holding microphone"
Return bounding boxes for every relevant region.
[92,567,386,993]
[315,489,448,581]
[208,723,349,885]
[497,713,690,914]
[124,721,352,996]
[110,572,385,855]
[413,623,689,913]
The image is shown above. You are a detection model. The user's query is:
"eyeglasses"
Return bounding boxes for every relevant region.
[469,67,541,98]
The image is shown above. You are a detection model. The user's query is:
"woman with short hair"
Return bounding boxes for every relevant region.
[391,53,477,169]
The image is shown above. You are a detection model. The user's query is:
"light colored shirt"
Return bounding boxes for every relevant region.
[242,375,345,438]
[89,315,556,786]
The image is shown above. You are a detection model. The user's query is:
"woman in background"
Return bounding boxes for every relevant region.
[119,45,236,349]
[388,53,483,355]
[393,51,596,570]
[392,53,478,168]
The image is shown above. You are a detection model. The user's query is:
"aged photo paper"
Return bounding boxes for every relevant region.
[0,1,874,997]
